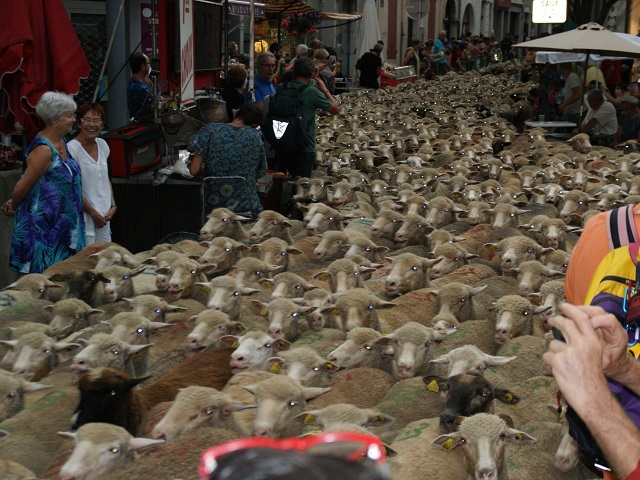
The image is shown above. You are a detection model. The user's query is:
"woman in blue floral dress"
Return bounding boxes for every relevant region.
[2,92,85,273]
[188,103,267,217]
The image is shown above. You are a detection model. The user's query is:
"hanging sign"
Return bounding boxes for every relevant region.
[180,0,195,104]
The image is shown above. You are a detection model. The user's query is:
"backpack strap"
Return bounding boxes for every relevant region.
[608,205,640,250]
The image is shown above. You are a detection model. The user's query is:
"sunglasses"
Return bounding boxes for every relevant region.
[199,432,388,479]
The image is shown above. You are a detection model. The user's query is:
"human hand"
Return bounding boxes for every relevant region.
[92,212,107,228]
[144,75,153,87]
[543,303,610,412]
[104,207,116,222]
[2,199,15,216]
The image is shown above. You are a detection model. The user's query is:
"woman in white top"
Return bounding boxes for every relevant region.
[67,102,116,244]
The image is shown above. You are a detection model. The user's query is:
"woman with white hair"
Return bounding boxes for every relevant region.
[1,91,85,273]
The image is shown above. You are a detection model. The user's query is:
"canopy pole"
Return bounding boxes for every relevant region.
[92,0,126,103]
[578,53,589,129]
[249,0,256,102]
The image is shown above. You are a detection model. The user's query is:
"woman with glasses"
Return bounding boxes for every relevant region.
[67,102,116,245]
[2,91,86,273]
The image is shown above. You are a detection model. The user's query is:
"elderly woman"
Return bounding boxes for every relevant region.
[314,48,341,94]
[67,102,115,245]
[188,103,267,217]
[1,91,85,273]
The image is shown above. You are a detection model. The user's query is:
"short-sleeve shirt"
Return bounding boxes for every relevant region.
[127,78,153,121]
[287,80,332,154]
[564,72,583,116]
[359,51,382,89]
[245,76,276,103]
[434,38,447,64]
[585,101,618,136]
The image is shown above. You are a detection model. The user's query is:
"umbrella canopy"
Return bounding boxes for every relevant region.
[0,0,90,138]
[514,22,640,57]
[354,0,382,81]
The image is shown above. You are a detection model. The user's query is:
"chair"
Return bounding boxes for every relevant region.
[200,176,257,225]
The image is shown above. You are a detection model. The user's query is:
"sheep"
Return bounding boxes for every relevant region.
[492,203,527,229]
[243,375,330,437]
[2,273,64,300]
[71,333,152,377]
[513,260,564,297]
[252,297,314,341]
[143,250,188,292]
[71,349,234,434]
[109,312,171,346]
[90,245,141,270]
[422,374,521,433]
[312,230,351,261]
[223,330,291,373]
[233,257,272,284]
[58,423,164,479]
[384,253,436,296]
[566,132,592,153]
[298,288,339,331]
[394,213,434,247]
[431,413,536,480]
[266,346,339,387]
[0,460,37,480]
[429,243,478,280]
[186,309,246,351]
[493,295,550,345]
[253,237,305,273]
[294,403,395,431]
[540,248,571,273]
[430,282,491,321]
[0,332,80,381]
[149,386,254,440]
[313,258,376,295]
[0,370,52,422]
[122,294,188,323]
[260,272,318,300]
[459,201,493,226]
[546,403,580,473]
[429,344,516,377]
[429,229,466,252]
[370,208,405,240]
[529,279,566,328]
[425,197,463,227]
[558,189,592,224]
[485,236,553,275]
[375,322,437,380]
[155,257,213,300]
[322,288,395,331]
[248,210,295,244]
[344,234,390,262]
[196,236,249,273]
[98,265,146,303]
[46,298,104,339]
[200,275,260,320]
[199,207,250,241]
[48,269,111,307]
[304,204,345,236]
[326,327,391,371]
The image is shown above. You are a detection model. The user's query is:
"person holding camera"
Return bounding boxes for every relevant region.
[314,49,340,94]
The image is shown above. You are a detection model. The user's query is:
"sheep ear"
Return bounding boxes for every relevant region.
[497,413,515,428]
[220,335,239,348]
[0,430,8,441]
[128,437,165,451]
[321,361,339,373]
[267,357,286,374]
[57,431,77,440]
[53,342,82,353]
[286,247,304,255]
[534,305,553,315]
[223,401,257,415]
[22,381,54,393]
[294,411,321,426]
[273,338,292,352]
[301,386,330,400]
[432,432,463,451]
[470,285,487,296]
[148,322,172,332]
[89,309,105,316]
[259,278,274,289]
[485,354,516,366]
[423,375,447,393]
[504,427,536,445]
[0,340,18,350]
[429,354,450,365]
[128,343,153,356]
[366,412,395,426]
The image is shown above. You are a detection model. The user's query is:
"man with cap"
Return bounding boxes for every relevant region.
[614,92,640,145]
[358,43,383,89]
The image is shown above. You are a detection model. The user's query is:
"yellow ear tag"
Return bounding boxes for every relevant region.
[264,281,273,289]
[260,307,268,316]
[325,363,334,370]
[231,341,239,348]
[270,363,281,374]
[304,414,316,425]
[514,433,522,441]
[426,380,439,393]
[378,415,386,422]
[319,273,328,281]
[331,307,340,317]
[442,438,454,453]
[504,392,513,401]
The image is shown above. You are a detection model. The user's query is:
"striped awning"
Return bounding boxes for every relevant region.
[264,0,361,21]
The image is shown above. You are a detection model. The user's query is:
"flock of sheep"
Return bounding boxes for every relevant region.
[0,61,629,479]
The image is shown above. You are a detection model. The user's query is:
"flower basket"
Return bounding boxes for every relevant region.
[0,144,21,171]
[281,11,322,38]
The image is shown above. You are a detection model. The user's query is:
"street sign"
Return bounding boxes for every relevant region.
[532,0,567,23]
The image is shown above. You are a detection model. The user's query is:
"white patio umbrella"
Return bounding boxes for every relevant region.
[353,0,382,87]
[515,23,640,124]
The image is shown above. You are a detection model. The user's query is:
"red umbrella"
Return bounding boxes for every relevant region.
[0,0,90,139]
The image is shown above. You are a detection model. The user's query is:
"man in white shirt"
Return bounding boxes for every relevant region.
[577,89,618,146]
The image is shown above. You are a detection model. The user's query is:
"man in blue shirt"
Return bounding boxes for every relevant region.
[127,52,154,122]
[245,52,277,103]
[434,31,448,75]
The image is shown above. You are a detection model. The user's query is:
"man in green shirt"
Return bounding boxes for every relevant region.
[277,56,339,178]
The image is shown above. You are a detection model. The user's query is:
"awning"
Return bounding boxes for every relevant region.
[264,0,361,21]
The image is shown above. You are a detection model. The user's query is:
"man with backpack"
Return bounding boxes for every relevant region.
[264,56,339,178]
